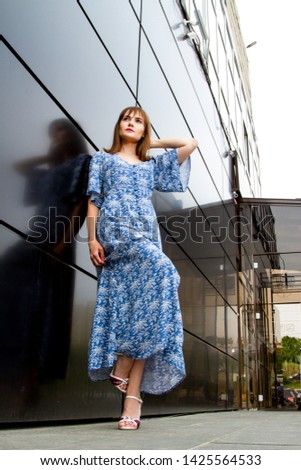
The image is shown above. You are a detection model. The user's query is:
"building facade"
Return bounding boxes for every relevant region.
[0,0,278,424]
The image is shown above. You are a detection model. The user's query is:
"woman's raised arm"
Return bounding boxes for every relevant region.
[150,138,198,163]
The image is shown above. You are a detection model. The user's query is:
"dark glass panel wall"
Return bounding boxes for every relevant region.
[0,227,123,423]
[1,0,240,423]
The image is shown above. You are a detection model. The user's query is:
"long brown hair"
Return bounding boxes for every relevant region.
[104,106,151,161]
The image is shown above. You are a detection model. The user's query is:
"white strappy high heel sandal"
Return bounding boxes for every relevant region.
[118,396,143,430]
[109,371,129,394]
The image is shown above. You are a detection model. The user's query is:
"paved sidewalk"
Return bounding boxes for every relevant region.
[0,409,300,450]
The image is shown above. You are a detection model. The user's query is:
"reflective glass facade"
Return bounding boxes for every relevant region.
[238,200,301,408]
[0,0,270,424]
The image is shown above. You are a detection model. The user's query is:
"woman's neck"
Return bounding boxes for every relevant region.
[119,142,137,156]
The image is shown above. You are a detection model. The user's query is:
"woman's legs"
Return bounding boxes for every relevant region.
[118,358,145,429]
[113,355,145,427]
[113,355,145,396]
[122,359,145,413]
[113,355,134,379]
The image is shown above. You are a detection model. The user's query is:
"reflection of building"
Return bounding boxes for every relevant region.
[1,0,301,423]
[273,307,282,343]
[279,304,301,339]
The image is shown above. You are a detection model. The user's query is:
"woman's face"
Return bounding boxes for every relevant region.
[119,111,145,143]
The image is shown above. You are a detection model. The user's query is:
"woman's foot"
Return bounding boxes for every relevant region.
[109,355,134,393]
[109,373,129,393]
[118,396,143,430]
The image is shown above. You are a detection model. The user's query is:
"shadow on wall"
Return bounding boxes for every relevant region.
[0,118,90,417]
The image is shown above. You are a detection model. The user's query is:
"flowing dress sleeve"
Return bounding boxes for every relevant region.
[86,151,104,208]
[152,148,191,192]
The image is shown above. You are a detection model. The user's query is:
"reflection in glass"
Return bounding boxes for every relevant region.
[15,118,90,258]
[0,119,90,415]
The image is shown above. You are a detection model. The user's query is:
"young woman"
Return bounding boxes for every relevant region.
[86,106,198,430]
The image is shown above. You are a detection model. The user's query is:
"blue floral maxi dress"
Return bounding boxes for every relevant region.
[86,149,190,394]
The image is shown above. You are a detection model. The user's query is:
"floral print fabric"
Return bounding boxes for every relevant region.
[86,149,190,394]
